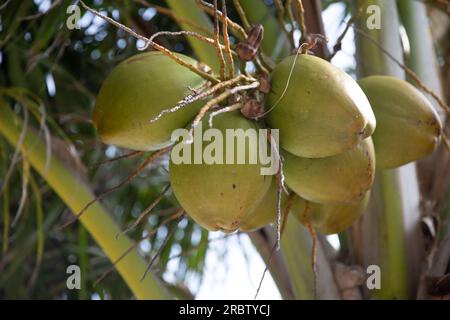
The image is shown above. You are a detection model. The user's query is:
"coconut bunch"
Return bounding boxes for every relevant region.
[93,46,441,235]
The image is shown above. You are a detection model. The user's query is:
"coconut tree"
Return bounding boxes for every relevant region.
[0,0,449,300]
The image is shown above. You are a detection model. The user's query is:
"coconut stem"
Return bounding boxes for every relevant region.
[281,193,298,235]
[141,214,184,281]
[253,55,270,76]
[91,150,144,174]
[222,0,235,79]
[329,8,362,60]
[300,200,318,299]
[190,81,260,130]
[294,0,307,41]
[213,0,227,81]
[149,30,238,58]
[208,103,243,127]
[285,0,297,47]
[304,218,318,299]
[150,74,254,124]
[274,0,294,48]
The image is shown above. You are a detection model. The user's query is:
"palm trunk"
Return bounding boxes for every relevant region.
[280,216,340,299]
[352,0,417,299]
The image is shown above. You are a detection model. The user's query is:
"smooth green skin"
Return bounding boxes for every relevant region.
[238,0,291,60]
[283,137,375,204]
[358,76,442,169]
[93,52,205,151]
[267,54,376,158]
[292,192,370,235]
[240,180,288,232]
[169,111,272,232]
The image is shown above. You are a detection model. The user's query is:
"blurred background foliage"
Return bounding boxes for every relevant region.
[0,0,449,300]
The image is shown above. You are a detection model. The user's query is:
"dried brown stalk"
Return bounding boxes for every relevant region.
[294,0,307,40]
[222,1,235,79]
[213,0,227,81]
[195,0,247,40]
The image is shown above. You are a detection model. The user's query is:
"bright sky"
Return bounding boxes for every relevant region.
[196,233,281,300]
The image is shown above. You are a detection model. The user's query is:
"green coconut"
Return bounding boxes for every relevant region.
[358,76,442,169]
[266,54,376,158]
[169,111,272,232]
[283,137,375,204]
[93,51,206,151]
[239,180,288,232]
[292,192,370,235]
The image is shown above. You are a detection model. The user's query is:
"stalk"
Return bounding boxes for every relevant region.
[236,0,291,59]
[165,0,220,71]
[353,0,414,299]
[0,101,169,300]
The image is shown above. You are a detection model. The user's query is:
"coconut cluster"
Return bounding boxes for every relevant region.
[93,51,442,235]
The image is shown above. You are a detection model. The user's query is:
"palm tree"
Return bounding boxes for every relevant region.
[0,0,449,300]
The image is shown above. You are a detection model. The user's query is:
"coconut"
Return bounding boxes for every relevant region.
[239,180,288,232]
[93,51,206,151]
[292,192,370,235]
[283,138,375,204]
[169,111,272,232]
[266,54,376,158]
[358,76,442,169]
